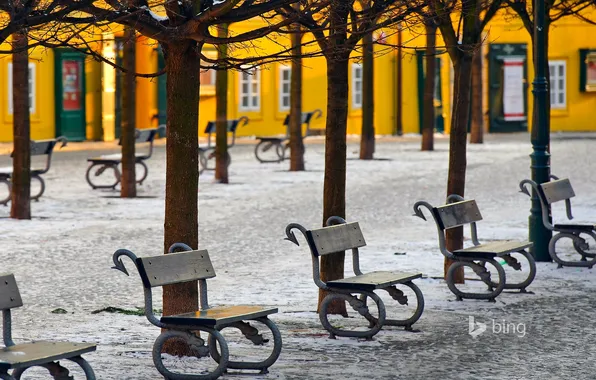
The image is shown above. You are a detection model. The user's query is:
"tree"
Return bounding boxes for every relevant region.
[421,17,437,151]
[431,0,503,281]
[469,47,483,144]
[120,26,137,197]
[360,12,375,160]
[287,0,423,313]
[215,24,230,183]
[288,4,305,171]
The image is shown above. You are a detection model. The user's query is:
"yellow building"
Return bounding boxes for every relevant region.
[1,9,596,143]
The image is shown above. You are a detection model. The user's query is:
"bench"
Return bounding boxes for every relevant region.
[520,175,596,268]
[0,273,96,379]
[85,127,163,190]
[413,195,536,302]
[285,217,424,339]
[199,116,249,175]
[254,109,322,163]
[111,243,282,379]
[0,136,68,206]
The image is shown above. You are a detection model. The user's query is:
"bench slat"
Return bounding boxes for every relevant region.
[306,222,366,256]
[540,179,575,204]
[136,250,216,288]
[433,200,482,230]
[0,341,96,370]
[327,271,422,291]
[161,305,278,326]
[0,274,23,311]
[454,240,532,255]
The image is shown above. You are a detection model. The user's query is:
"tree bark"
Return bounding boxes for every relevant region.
[288,19,305,171]
[10,31,30,220]
[360,30,374,159]
[395,24,403,136]
[421,23,437,152]
[120,27,137,198]
[444,54,474,283]
[162,41,201,355]
[215,24,229,183]
[469,47,484,144]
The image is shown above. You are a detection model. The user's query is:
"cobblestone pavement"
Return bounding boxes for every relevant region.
[1,133,596,379]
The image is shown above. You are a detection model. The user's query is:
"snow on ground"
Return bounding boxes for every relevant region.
[1,133,596,379]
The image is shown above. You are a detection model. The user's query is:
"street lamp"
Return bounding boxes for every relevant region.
[529,0,552,261]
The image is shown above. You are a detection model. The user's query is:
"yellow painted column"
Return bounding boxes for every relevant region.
[102,35,116,142]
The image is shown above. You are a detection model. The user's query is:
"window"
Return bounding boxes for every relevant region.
[352,63,363,109]
[279,66,291,111]
[200,68,216,86]
[7,62,36,114]
[549,60,566,109]
[239,68,260,111]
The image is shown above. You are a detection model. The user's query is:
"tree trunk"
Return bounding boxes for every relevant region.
[421,23,436,152]
[162,41,201,355]
[395,24,403,136]
[289,21,305,171]
[444,54,474,283]
[319,56,350,316]
[469,47,483,144]
[360,31,374,159]
[10,31,30,220]
[120,27,137,198]
[215,24,229,183]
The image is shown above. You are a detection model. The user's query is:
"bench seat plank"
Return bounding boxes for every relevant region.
[454,240,532,256]
[554,223,595,232]
[161,305,278,327]
[326,271,422,291]
[255,137,285,142]
[87,153,149,163]
[0,341,96,371]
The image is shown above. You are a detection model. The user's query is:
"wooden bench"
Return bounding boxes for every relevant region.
[85,127,163,190]
[111,243,282,379]
[413,196,536,302]
[0,273,96,379]
[520,175,596,268]
[199,116,249,175]
[285,217,424,339]
[0,136,67,206]
[254,109,322,163]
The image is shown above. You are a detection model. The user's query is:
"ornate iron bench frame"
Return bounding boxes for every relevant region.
[285,217,424,340]
[112,243,282,380]
[85,127,163,190]
[520,175,596,268]
[254,109,322,163]
[199,116,249,175]
[0,137,67,206]
[413,196,536,302]
[0,273,96,380]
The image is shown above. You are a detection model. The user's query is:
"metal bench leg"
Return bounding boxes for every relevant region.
[549,231,596,269]
[381,281,425,332]
[135,161,149,185]
[0,371,15,380]
[319,290,386,339]
[497,251,537,292]
[30,175,45,202]
[0,178,10,206]
[13,361,75,380]
[67,356,96,379]
[208,317,282,374]
[446,259,506,302]
[254,140,285,163]
[85,163,121,190]
[153,328,228,380]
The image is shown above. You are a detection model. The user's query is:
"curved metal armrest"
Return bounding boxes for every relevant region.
[519,179,554,230]
[413,200,456,259]
[285,223,329,290]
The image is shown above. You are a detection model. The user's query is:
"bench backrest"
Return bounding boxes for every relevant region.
[305,222,366,257]
[135,250,216,288]
[117,128,158,146]
[432,200,483,230]
[283,112,315,126]
[204,120,238,134]
[10,139,63,157]
[0,274,23,311]
[540,178,575,204]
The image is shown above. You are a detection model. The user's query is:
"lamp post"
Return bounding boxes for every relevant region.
[529,0,552,261]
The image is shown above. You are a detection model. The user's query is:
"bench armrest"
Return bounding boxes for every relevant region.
[413,201,456,260]
[519,179,555,230]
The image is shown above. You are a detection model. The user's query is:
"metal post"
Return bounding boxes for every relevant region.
[529,0,552,261]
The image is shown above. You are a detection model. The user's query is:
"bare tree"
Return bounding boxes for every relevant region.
[288,4,305,171]
[469,47,483,144]
[360,17,375,159]
[120,26,137,197]
[421,18,437,151]
[215,24,229,183]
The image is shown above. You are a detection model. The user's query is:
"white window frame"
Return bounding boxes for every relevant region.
[239,68,261,111]
[549,60,566,109]
[352,63,363,109]
[279,65,291,111]
[8,62,36,114]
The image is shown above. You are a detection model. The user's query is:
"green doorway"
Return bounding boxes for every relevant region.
[55,49,86,141]
[156,45,167,133]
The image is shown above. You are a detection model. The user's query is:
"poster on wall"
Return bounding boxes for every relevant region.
[502,57,526,121]
[62,60,81,111]
[586,53,596,91]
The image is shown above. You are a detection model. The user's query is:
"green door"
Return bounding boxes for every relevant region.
[55,49,86,141]
[416,50,445,133]
[488,43,529,132]
[157,46,167,134]
[114,38,124,139]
